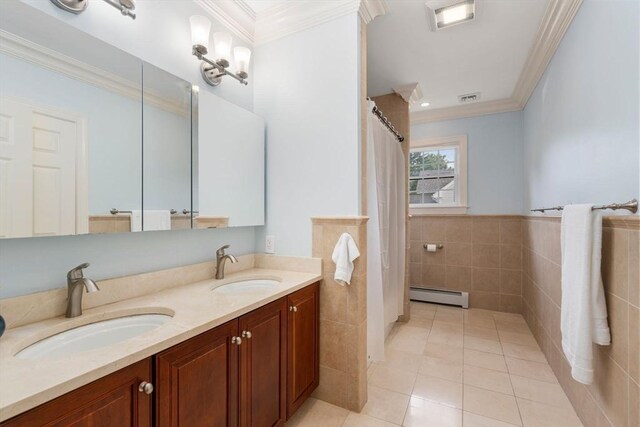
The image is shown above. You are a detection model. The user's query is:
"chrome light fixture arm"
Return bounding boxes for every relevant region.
[193,48,248,86]
[49,0,135,19]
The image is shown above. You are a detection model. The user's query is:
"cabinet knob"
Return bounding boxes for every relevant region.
[289,306,297,312]
[242,330,252,339]
[138,381,154,395]
[232,336,242,345]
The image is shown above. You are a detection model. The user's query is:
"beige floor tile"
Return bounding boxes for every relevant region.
[463,385,522,426]
[500,342,547,363]
[376,349,422,373]
[362,386,410,425]
[392,325,430,341]
[464,316,497,329]
[498,331,538,347]
[412,374,463,408]
[419,356,463,382]
[369,366,418,395]
[505,358,557,383]
[465,309,497,323]
[405,317,433,330]
[510,375,572,408]
[492,312,527,324]
[342,412,400,427]
[464,335,503,354]
[463,365,514,395]
[464,349,508,372]
[432,320,465,334]
[403,396,463,427]
[388,333,428,355]
[463,412,521,427]
[435,309,464,325]
[285,398,349,427]
[495,320,532,334]
[464,324,500,341]
[516,398,582,427]
[428,330,464,348]
[424,342,464,362]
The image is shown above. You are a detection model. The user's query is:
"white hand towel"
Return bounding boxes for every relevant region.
[143,210,172,231]
[130,210,143,232]
[560,204,610,385]
[332,233,360,286]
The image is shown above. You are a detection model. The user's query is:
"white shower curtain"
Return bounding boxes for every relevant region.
[366,101,406,362]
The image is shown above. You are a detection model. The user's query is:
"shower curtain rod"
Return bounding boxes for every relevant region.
[367,98,405,142]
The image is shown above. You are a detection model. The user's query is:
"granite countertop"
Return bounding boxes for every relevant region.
[0,265,321,422]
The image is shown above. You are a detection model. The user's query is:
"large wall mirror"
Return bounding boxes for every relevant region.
[0,1,265,239]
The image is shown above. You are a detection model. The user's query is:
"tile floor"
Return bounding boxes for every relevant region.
[286,302,583,427]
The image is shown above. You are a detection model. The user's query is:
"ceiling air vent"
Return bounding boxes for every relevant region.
[458,92,480,103]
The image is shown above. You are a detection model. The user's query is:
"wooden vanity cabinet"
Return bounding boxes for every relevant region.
[0,358,153,427]
[1,283,320,427]
[286,283,319,418]
[155,319,239,427]
[238,298,287,427]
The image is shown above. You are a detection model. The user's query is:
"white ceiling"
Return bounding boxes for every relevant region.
[366,0,550,111]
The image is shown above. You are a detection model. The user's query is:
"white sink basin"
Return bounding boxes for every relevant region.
[212,279,280,294]
[15,314,172,360]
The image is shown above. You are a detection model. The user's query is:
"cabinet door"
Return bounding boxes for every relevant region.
[155,319,239,427]
[238,298,287,427]
[0,359,152,427]
[286,283,319,418]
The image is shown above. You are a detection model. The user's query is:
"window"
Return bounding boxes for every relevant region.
[409,135,468,215]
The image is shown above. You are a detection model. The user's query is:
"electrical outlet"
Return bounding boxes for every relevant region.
[265,235,275,254]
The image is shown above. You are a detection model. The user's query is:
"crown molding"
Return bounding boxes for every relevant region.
[359,0,390,24]
[410,0,582,124]
[511,0,583,107]
[193,0,389,47]
[254,0,362,45]
[194,0,255,45]
[0,30,187,116]
[411,98,521,124]
[393,83,423,105]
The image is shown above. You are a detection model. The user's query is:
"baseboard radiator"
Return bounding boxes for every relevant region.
[409,287,469,309]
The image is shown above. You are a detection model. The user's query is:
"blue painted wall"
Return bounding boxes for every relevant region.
[522,0,639,213]
[411,111,525,214]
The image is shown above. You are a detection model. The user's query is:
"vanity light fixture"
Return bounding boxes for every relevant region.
[190,15,251,86]
[426,0,475,31]
[50,0,136,19]
[420,102,431,107]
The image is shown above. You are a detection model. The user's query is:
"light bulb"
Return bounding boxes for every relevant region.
[234,46,251,79]
[213,32,232,67]
[190,15,211,52]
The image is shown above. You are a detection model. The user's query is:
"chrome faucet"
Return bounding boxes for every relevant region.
[66,263,100,318]
[215,245,238,280]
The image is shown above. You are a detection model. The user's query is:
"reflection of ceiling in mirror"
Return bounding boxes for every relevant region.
[0,0,190,116]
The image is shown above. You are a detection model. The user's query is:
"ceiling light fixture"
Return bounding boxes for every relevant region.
[421,102,431,107]
[190,15,251,86]
[426,0,475,31]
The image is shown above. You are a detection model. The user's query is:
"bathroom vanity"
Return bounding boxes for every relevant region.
[0,258,321,426]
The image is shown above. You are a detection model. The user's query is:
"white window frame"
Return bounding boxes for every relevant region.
[409,134,468,215]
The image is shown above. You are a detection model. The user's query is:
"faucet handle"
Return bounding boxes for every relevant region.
[67,263,90,280]
[216,245,231,256]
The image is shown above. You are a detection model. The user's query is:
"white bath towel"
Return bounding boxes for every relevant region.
[130,210,171,232]
[560,204,610,385]
[332,233,360,286]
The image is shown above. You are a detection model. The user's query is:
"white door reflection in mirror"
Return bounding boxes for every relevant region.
[197,93,265,228]
[0,97,87,238]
